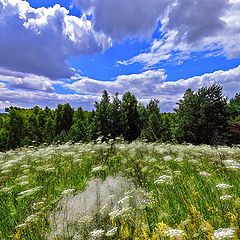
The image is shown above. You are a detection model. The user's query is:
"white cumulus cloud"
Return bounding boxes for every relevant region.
[1,65,240,112]
[0,0,111,78]
[116,0,240,67]
[0,68,54,92]
[64,66,240,111]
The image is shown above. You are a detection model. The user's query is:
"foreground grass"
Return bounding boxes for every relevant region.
[0,142,239,239]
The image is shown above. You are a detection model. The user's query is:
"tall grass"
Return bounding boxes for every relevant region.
[0,142,239,239]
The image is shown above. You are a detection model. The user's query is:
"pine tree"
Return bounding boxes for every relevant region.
[175,84,228,145]
[228,93,240,144]
[109,93,122,139]
[55,103,74,135]
[94,90,111,141]
[141,99,162,141]
[121,92,140,142]
[71,107,89,142]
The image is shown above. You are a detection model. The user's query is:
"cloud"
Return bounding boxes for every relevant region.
[0,87,99,112]
[117,0,240,67]
[74,0,170,40]
[65,66,240,111]
[66,69,167,97]
[75,0,232,45]
[119,30,183,67]
[166,0,229,43]
[0,68,54,92]
[1,66,240,112]
[0,0,111,78]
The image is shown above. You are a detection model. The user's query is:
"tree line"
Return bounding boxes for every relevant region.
[0,84,239,151]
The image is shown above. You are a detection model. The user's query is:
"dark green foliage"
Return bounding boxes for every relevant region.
[109,93,122,139]
[93,90,112,141]
[141,99,162,141]
[227,93,240,144]
[160,113,176,143]
[70,107,90,142]
[175,89,199,143]
[175,84,229,145]
[8,108,25,148]
[55,103,74,135]
[121,92,141,142]
[0,114,10,151]
[0,85,239,151]
[42,107,55,144]
[228,93,240,119]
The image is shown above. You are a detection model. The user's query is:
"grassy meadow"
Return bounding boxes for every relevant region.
[0,141,239,239]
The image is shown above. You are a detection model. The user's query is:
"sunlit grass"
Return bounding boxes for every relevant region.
[0,142,239,239]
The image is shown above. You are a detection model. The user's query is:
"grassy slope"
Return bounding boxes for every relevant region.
[0,142,239,239]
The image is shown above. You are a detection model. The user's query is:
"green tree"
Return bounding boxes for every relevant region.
[121,92,140,142]
[175,84,228,145]
[8,108,25,148]
[0,115,10,151]
[196,84,228,144]
[55,103,74,135]
[109,93,122,139]
[160,113,176,143]
[43,107,55,144]
[228,93,240,144]
[93,90,112,141]
[141,99,162,141]
[71,107,90,142]
[175,89,198,143]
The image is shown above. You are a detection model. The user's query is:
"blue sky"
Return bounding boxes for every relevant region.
[0,0,240,112]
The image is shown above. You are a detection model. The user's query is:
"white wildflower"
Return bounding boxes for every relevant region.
[18,181,29,186]
[146,157,157,163]
[0,187,12,193]
[1,169,11,174]
[109,210,119,219]
[118,196,130,206]
[36,165,53,171]
[106,227,118,237]
[199,171,211,177]
[220,195,233,201]
[61,189,75,196]
[216,184,232,189]
[109,207,132,219]
[33,201,45,210]
[163,155,172,161]
[212,228,235,239]
[89,229,105,238]
[78,215,94,225]
[16,175,28,182]
[91,165,108,173]
[154,175,173,184]
[21,164,30,170]
[175,157,183,162]
[16,223,27,229]
[165,229,185,238]
[1,160,18,170]
[140,198,154,208]
[18,186,42,197]
[25,214,38,224]
[73,158,82,163]
[223,159,240,170]
[190,159,198,164]
[44,167,55,173]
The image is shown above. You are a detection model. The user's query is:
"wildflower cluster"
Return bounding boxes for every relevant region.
[0,142,239,239]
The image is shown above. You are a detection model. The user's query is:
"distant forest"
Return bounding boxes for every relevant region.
[0,84,239,151]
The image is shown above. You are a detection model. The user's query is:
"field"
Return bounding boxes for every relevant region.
[0,141,239,239]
